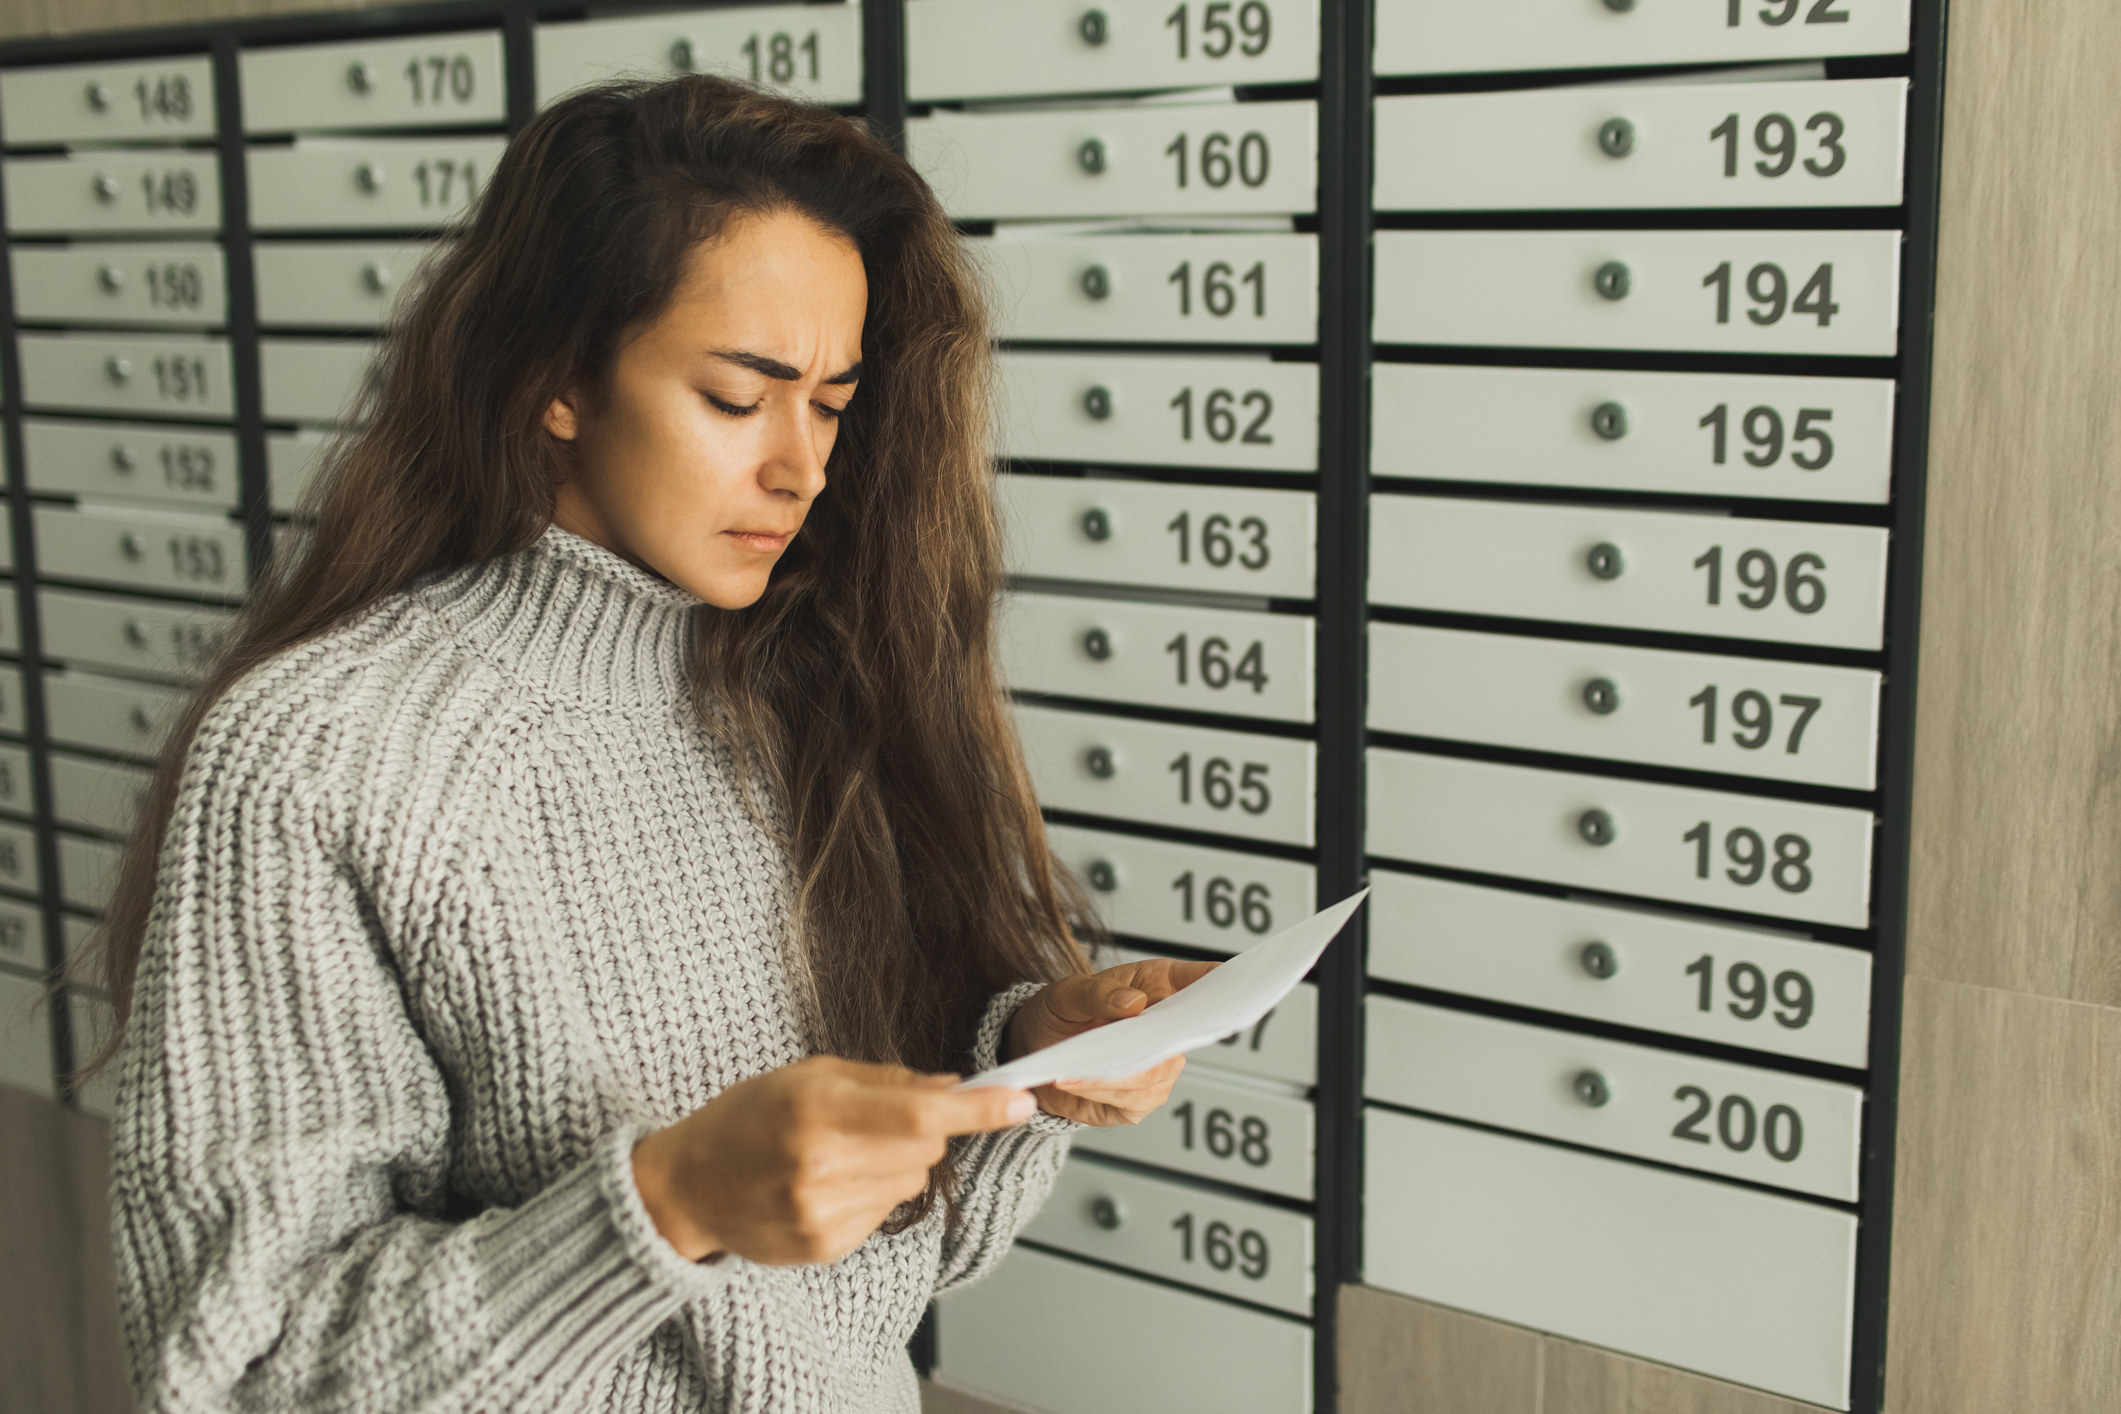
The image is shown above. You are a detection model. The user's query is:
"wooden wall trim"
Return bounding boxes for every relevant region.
[1892,0,2121,1409]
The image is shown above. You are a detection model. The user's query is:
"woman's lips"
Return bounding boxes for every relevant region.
[723,529,792,552]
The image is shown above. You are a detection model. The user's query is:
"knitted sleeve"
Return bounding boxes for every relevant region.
[932,981,1079,1295]
[111,724,729,1413]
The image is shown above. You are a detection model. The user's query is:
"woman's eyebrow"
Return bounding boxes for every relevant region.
[711,349,863,384]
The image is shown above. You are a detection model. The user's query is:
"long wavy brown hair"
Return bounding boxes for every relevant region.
[84,76,1091,1221]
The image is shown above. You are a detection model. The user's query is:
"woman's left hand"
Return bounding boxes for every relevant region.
[1003,958,1218,1127]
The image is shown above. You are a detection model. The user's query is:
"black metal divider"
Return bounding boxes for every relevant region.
[1847,2,1953,1409]
[862,0,907,149]
[214,37,273,646]
[1310,0,1373,1409]
[0,88,67,1095]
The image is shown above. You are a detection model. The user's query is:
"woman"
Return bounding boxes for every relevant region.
[93,76,1205,1412]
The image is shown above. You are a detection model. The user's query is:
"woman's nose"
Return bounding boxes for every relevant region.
[760,405,830,500]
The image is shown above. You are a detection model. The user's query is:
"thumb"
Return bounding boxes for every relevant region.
[1099,975,1149,1017]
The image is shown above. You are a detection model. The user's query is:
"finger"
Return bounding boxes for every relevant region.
[1112,957,1217,1006]
[1042,972,1153,1027]
[872,1083,1037,1138]
[1052,1055,1185,1102]
[1143,959,1218,999]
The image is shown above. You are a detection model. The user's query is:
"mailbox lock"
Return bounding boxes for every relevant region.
[346,60,374,93]
[105,356,133,383]
[96,264,124,294]
[1598,118,1636,159]
[1086,859,1120,893]
[1581,677,1621,715]
[1585,542,1624,580]
[123,619,151,648]
[1590,401,1629,440]
[668,38,696,72]
[110,444,137,473]
[1573,1069,1612,1108]
[120,532,146,561]
[1089,1194,1125,1229]
[1082,385,1114,421]
[362,263,392,295]
[1079,9,1111,46]
[1080,264,1112,300]
[1593,260,1631,301]
[85,81,111,112]
[1577,809,1617,846]
[1077,138,1108,175]
[1579,941,1620,979]
[1082,627,1113,661]
[130,705,155,734]
[1084,746,1117,779]
[92,174,120,203]
[1080,508,1112,541]
[355,162,385,194]
[1602,0,1638,10]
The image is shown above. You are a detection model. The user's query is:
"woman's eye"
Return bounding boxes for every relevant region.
[704,392,761,417]
[814,401,848,421]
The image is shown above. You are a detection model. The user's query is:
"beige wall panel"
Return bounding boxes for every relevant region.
[0,1082,82,1412]
[0,1086,131,1414]
[1338,1285,1538,1414]
[1540,1332,1833,1414]
[1911,0,2121,1008]
[1336,1286,1832,1414]
[65,1104,133,1414]
[920,1378,1039,1414]
[1886,978,2121,1414]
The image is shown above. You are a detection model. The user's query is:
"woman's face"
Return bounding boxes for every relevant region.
[544,207,867,609]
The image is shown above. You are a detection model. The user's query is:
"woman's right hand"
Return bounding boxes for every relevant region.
[629,1056,1036,1265]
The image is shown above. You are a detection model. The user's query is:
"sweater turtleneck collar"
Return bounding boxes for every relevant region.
[419,525,705,709]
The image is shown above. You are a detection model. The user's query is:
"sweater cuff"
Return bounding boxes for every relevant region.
[974,980,1082,1138]
[469,1124,733,1387]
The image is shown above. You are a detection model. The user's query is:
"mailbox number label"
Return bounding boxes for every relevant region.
[412,160,479,210]
[1685,953,1817,1029]
[1170,1212,1272,1279]
[1672,1085,1805,1162]
[1165,1,1274,59]
[1709,111,1848,180]
[1728,0,1852,26]
[1684,821,1814,894]
[1168,753,1272,815]
[1172,871,1276,934]
[1166,511,1271,570]
[1165,131,1272,190]
[1692,546,1828,615]
[1170,387,1274,443]
[134,75,194,122]
[1168,260,1267,319]
[153,356,208,403]
[1164,633,1269,694]
[144,262,205,310]
[1170,1099,1274,1166]
[166,535,226,584]
[1699,404,1834,471]
[1704,261,1839,327]
[139,169,198,215]
[1688,685,1823,756]
[742,32,823,83]
[404,55,477,105]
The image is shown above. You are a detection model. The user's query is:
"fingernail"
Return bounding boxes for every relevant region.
[1005,1092,1037,1123]
[1113,988,1146,1009]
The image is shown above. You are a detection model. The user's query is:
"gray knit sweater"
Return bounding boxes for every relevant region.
[111,526,1074,1413]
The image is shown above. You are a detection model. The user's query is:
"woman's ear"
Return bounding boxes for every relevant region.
[542,391,582,441]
